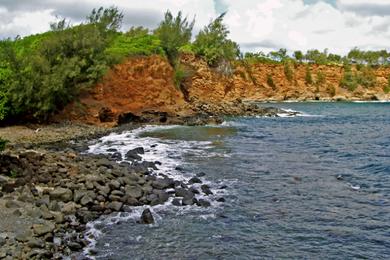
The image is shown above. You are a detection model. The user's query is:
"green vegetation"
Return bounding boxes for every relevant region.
[0,138,6,151]
[305,66,313,85]
[244,47,390,67]
[284,61,294,82]
[106,31,164,63]
[193,13,239,67]
[154,11,194,66]
[385,76,390,94]
[0,5,388,123]
[267,74,276,90]
[340,64,376,91]
[316,71,326,86]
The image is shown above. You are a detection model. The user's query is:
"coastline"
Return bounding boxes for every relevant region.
[1,104,284,258]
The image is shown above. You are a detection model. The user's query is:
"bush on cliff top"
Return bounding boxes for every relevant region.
[0,7,123,120]
[193,12,240,67]
[154,11,194,66]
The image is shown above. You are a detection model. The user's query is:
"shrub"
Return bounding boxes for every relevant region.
[356,66,376,88]
[154,11,194,66]
[267,74,276,90]
[284,61,294,82]
[0,138,6,151]
[384,76,390,93]
[1,7,122,120]
[305,66,313,85]
[340,64,358,91]
[193,13,239,67]
[106,34,164,63]
[316,71,326,85]
[173,64,193,89]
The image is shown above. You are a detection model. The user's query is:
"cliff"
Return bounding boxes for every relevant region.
[58,55,390,125]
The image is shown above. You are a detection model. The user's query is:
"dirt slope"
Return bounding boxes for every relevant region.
[58,55,390,125]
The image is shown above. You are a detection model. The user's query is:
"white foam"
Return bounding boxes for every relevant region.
[83,125,230,258]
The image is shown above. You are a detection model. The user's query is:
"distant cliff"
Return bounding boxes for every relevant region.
[58,54,390,125]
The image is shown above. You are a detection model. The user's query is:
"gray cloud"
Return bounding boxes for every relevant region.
[313,29,335,34]
[240,40,284,50]
[338,2,390,17]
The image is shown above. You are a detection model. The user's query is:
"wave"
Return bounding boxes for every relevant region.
[83,125,230,258]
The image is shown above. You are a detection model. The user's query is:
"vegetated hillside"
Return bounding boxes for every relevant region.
[58,54,390,125]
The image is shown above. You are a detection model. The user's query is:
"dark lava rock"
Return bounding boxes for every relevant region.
[189,187,200,194]
[110,152,122,161]
[2,183,15,193]
[196,199,211,207]
[182,197,195,206]
[175,188,194,199]
[152,178,175,190]
[125,148,144,161]
[216,197,226,202]
[172,199,181,206]
[188,177,202,184]
[196,172,206,177]
[139,209,154,224]
[107,201,123,211]
[201,185,213,195]
[99,107,115,123]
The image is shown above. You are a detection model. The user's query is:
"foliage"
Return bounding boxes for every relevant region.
[106,33,164,63]
[305,66,313,85]
[0,138,6,151]
[0,7,123,120]
[356,66,376,88]
[267,74,276,90]
[154,10,194,66]
[340,64,358,91]
[293,51,304,63]
[316,71,326,85]
[178,44,195,54]
[87,6,124,32]
[268,48,289,62]
[385,76,390,93]
[193,12,239,67]
[283,61,294,82]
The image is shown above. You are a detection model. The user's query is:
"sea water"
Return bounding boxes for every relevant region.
[84,102,390,259]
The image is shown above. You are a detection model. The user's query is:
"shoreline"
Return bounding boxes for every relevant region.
[0,123,225,258]
[0,103,336,258]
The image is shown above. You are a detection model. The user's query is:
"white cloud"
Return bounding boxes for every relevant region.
[0,0,390,55]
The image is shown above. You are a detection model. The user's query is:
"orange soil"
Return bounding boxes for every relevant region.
[58,54,390,125]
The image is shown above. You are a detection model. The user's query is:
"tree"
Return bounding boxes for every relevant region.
[193,12,240,67]
[293,50,304,63]
[268,48,288,62]
[87,6,124,32]
[154,10,194,66]
[305,65,313,85]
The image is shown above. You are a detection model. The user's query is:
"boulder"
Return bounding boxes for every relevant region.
[152,178,175,190]
[139,209,154,224]
[125,185,143,199]
[196,199,211,207]
[201,185,213,195]
[49,188,73,202]
[107,201,123,211]
[188,177,202,184]
[33,221,55,236]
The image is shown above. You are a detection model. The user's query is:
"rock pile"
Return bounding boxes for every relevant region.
[0,147,221,258]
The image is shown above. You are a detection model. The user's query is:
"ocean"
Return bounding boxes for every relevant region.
[84,102,390,259]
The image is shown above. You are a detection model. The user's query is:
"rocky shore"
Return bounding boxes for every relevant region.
[0,144,222,259]
[0,103,294,259]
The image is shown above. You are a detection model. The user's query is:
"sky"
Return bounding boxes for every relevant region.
[0,0,390,55]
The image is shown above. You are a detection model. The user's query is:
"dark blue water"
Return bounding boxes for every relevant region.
[87,102,390,259]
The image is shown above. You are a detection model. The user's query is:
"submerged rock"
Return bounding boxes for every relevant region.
[139,209,154,224]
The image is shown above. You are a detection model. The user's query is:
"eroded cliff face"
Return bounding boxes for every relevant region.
[58,55,390,125]
[58,56,189,125]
